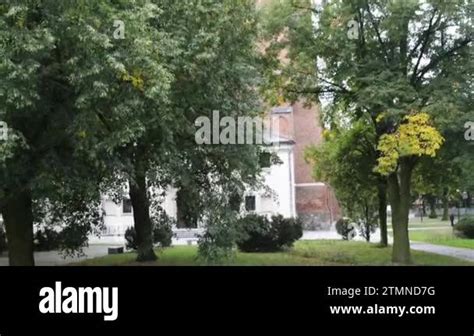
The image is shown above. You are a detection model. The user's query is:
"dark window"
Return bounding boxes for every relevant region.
[259,152,272,168]
[245,196,256,212]
[122,198,133,214]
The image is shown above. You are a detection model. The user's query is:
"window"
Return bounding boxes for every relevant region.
[245,196,256,212]
[122,198,133,214]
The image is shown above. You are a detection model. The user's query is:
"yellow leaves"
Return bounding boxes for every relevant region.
[121,70,145,91]
[375,113,444,175]
[277,95,286,105]
[77,130,87,139]
[376,112,387,124]
[330,17,343,29]
[322,128,333,141]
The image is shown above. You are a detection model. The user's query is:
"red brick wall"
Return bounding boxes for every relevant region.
[292,101,323,184]
[291,101,341,228]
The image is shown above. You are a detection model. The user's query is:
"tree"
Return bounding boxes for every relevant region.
[78,0,264,261]
[0,0,264,265]
[0,1,127,265]
[262,0,473,263]
[155,0,264,260]
[375,112,444,262]
[306,120,380,243]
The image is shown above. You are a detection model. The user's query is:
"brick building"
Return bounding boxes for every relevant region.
[269,102,340,230]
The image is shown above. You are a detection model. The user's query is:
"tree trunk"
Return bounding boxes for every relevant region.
[377,181,388,247]
[427,195,437,218]
[1,189,35,266]
[365,204,371,243]
[388,161,413,264]
[129,164,157,262]
[442,190,449,221]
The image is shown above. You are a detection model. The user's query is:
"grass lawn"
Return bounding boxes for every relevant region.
[409,228,474,250]
[75,240,473,266]
[388,217,452,229]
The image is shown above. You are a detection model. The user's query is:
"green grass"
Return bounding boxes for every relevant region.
[409,228,474,250]
[388,217,452,229]
[75,240,473,266]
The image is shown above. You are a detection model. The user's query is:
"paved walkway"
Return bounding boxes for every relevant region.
[0,244,116,266]
[410,242,474,262]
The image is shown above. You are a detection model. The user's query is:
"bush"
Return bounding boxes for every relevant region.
[454,216,474,239]
[125,226,137,250]
[125,211,175,251]
[34,228,61,252]
[236,214,303,253]
[336,218,356,241]
[0,225,7,255]
[197,207,240,263]
[151,210,175,248]
[356,218,378,243]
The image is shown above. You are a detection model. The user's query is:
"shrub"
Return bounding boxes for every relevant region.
[356,219,378,243]
[236,214,303,253]
[197,207,240,263]
[125,211,175,251]
[151,210,175,248]
[0,225,7,255]
[125,226,137,250]
[34,228,61,252]
[198,219,238,263]
[273,215,303,248]
[454,216,474,239]
[336,218,356,241]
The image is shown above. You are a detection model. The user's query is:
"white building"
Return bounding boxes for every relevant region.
[98,136,296,242]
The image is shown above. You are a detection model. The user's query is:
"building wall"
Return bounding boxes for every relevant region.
[101,144,296,236]
[292,101,339,229]
[253,143,295,218]
[269,102,340,230]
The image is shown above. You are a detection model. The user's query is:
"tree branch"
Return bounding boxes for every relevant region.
[415,38,472,83]
[365,1,390,64]
[410,11,442,84]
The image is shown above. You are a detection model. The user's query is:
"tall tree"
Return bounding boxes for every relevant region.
[0,1,115,265]
[262,0,473,263]
[0,0,174,264]
[306,120,381,243]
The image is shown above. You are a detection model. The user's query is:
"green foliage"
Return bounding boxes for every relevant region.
[0,1,264,263]
[335,218,356,241]
[356,217,379,243]
[197,208,240,263]
[33,228,60,252]
[124,227,137,251]
[124,209,175,250]
[454,217,474,239]
[236,214,303,252]
[0,224,6,254]
[263,0,473,263]
[33,198,105,257]
[306,120,380,225]
[151,209,175,248]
